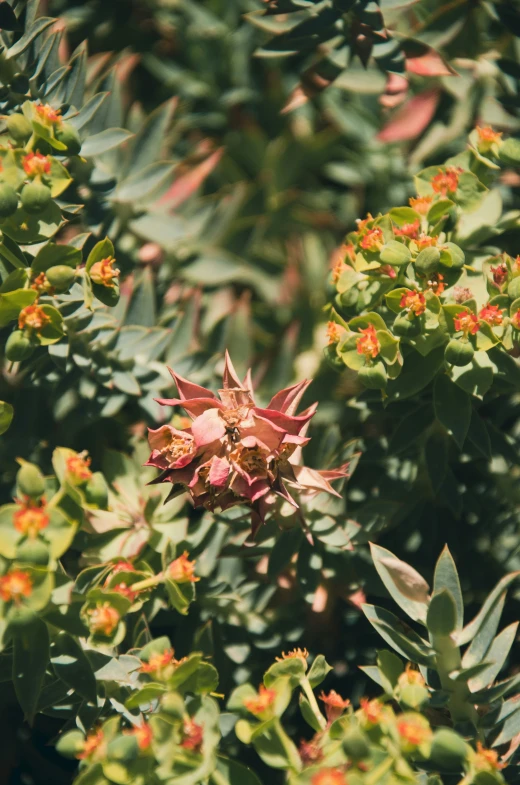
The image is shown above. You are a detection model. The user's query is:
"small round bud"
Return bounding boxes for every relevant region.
[6,113,32,143]
[17,462,45,498]
[5,330,34,361]
[445,339,474,367]
[20,181,52,214]
[393,314,421,337]
[358,361,387,390]
[0,183,18,217]
[56,730,87,760]
[45,265,76,290]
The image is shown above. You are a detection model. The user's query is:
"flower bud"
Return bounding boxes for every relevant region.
[54,121,81,155]
[0,183,18,218]
[45,265,76,290]
[445,339,474,367]
[6,113,32,142]
[5,330,34,362]
[358,361,387,390]
[56,730,87,759]
[20,181,52,214]
[17,462,45,498]
[393,314,421,337]
[429,728,469,771]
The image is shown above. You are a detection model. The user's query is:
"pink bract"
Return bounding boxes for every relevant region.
[147,352,349,534]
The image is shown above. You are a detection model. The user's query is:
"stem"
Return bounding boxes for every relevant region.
[131,572,164,592]
[210,769,229,785]
[273,718,301,772]
[300,677,327,731]
[432,634,478,727]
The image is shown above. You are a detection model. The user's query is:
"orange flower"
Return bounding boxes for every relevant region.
[299,736,323,765]
[331,244,355,283]
[431,167,463,196]
[89,257,120,288]
[111,582,138,602]
[276,647,309,662]
[478,304,504,326]
[476,126,502,152]
[126,721,153,750]
[356,325,380,360]
[181,719,204,752]
[18,304,50,333]
[168,551,199,583]
[30,272,53,294]
[14,499,49,538]
[0,569,33,603]
[415,234,438,250]
[426,273,445,296]
[400,290,426,316]
[397,715,432,747]
[398,663,426,688]
[511,310,520,330]
[490,263,508,286]
[394,220,420,239]
[327,322,344,346]
[140,648,177,679]
[66,451,92,483]
[311,767,348,785]
[409,195,432,215]
[35,103,61,124]
[359,227,384,252]
[87,602,120,636]
[22,151,51,177]
[359,697,383,726]
[243,685,276,717]
[77,728,105,761]
[454,311,479,335]
[474,742,506,772]
[319,690,350,723]
[356,213,374,232]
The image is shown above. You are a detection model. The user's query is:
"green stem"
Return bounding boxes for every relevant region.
[432,634,478,727]
[300,677,327,731]
[131,572,164,592]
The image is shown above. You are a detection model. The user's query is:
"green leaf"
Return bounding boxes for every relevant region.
[370,542,430,623]
[0,401,13,435]
[80,128,133,156]
[462,591,506,671]
[7,16,55,58]
[164,578,194,615]
[216,756,264,785]
[362,604,435,666]
[433,374,471,449]
[426,590,457,636]
[12,616,50,724]
[498,138,520,166]
[379,241,411,267]
[456,572,520,646]
[307,654,332,689]
[433,547,463,631]
[50,632,97,703]
[450,351,494,399]
[0,288,38,327]
[32,244,81,274]
[377,649,404,694]
[493,707,520,747]
[387,346,445,401]
[85,238,114,272]
[466,410,492,459]
[115,161,174,202]
[299,693,323,732]
[424,432,448,493]
[467,623,519,692]
[125,684,165,709]
[389,403,434,454]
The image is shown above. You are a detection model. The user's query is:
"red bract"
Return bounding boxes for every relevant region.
[147,353,348,535]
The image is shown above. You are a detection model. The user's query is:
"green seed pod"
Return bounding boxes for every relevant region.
[6,113,32,143]
[54,121,81,155]
[16,538,49,566]
[399,683,429,710]
[393,313,421,337]
[84,472,109,508]
[415,247,440,275]
[358,361,387,390]
[56,730,86,760]
[0,182,18,217]
[323,343,345,372]
[429,729,469,771]
[445,339,474,367]
[17,461,45,498]
[508,277,520,300]
[342,728,371,761]
[107,735,139,763]
[5,330,34,362]
[21,181,52,214]
[46,264,76,290]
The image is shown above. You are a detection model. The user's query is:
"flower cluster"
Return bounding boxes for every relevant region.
[147,353,348,534]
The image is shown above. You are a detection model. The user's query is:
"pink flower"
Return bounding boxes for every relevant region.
[148,353,349,535]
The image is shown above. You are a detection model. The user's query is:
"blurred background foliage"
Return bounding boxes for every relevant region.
[0,0,520,782]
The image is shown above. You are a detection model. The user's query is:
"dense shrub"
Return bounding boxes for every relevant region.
[0,1,519,784]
